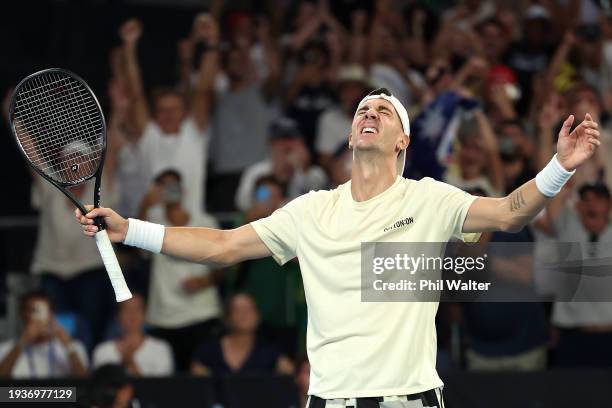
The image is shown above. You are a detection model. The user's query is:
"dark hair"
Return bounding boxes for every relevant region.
[578,182,611,200]
[476,17,505,35]
[150,86,184,107]
[367,87,393,97]
[19,290,51,315]
[154,168,182,184]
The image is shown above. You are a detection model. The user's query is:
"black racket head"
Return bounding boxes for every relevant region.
[9,68,107,187]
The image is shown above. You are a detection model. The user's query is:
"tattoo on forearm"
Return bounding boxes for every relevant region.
[509,190,527,212]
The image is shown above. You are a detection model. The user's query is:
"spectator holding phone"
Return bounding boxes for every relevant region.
[0,291,88,378]
[235,117,327,213]
[138,169,223,372]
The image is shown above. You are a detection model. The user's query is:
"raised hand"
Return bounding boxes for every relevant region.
[120,18,143,46]
[556,113,601,171]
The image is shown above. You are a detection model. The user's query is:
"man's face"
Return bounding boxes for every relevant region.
[577,192,611,234]
[481,23,508,61]
[154,94,185,134]
[350,99,407,158]
[225,48,251,81]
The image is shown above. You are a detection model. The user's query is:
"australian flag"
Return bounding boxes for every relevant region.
[403,91,478,180]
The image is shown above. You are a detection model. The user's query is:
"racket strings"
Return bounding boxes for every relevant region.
[12,71,104,185]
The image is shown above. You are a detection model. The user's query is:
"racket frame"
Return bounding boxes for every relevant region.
[9,68,107,224]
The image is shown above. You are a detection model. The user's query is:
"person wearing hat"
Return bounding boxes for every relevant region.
[77,87,601,406]
[235,117,328,212]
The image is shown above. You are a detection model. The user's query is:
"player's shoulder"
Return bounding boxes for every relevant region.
[409,176,464,194]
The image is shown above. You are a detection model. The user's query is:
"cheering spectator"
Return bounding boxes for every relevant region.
[235,117,327,213]
[285,40,336,154]
[138,169,223,372]
[118,17,214,214]
[0,291,88,378]
[191,293,294,376]
[497,119,536,194]
[537,181,612,367]
[208,16,281,211]
[444,110,504,196]
[92,294,173,376]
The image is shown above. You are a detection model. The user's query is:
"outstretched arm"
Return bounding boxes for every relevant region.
[120,19,149,138]
[463,114,600,233]
[76,206,272,266]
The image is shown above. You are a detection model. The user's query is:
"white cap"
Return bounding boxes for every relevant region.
[356,88,410,176]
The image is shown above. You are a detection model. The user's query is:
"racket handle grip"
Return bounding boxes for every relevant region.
[95,229,132,302]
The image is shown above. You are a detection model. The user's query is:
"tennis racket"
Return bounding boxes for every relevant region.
[9,68,132,302]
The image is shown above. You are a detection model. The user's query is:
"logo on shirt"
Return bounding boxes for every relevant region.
[383,217,414,232]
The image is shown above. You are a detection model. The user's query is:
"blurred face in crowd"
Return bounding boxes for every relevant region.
[22,296,53,342]
[350,99,407,161]
[479,21,509,63]
[119,295,145,335]
[227,294,260,335]
[271,137,309,182]
[154,93,185,134]
[500,122,532,158]
[571,87,601,122]
[458,134,486,178]
[371,27,399,61]
[577,192,611,235]
[224,47,252,83]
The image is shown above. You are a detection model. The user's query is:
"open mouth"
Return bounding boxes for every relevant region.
[360,126,378,135]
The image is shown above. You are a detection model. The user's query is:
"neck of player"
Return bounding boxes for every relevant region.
[350,150,397,202]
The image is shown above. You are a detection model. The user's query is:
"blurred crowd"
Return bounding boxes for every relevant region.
[3,0,612,402]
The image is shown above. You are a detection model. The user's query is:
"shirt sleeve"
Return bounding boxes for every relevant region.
[250,193,308,265]
[425,178,480,242]
[92,342,117,368]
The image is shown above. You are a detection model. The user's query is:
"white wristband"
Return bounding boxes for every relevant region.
[123,218,165,253]
[535,154,575,197]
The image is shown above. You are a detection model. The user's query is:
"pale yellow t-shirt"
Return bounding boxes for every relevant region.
[251,176,478,399]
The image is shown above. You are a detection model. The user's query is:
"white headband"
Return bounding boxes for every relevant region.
[356,92,410,176]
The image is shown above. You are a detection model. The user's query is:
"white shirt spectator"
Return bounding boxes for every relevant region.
[30,180,117,279]
[92,337,173,376]
[119,117,208,215]
[145,210,222,328]
[315,107,352,156]
[551,206,612,327]
[234,160,328,212]
[0,339,88,379]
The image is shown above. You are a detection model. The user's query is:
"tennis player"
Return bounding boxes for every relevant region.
[77,88,600,407]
